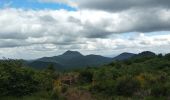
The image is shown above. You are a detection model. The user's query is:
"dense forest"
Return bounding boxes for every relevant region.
[0,51,170,100]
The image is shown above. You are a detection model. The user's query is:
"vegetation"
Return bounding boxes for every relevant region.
[0,59,59,99]
[74,52,170,99]
[0,52,170,100]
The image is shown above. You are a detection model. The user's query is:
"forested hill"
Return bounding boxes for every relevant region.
[26,50,137,70]
[26,51,158,70]
[27,50,113,70]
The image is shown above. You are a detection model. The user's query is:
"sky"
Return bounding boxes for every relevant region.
[0,0,170,59]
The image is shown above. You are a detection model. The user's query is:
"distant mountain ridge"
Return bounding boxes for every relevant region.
[26,50,156,70]
[136,51,156,57]
[27,50,113,70]
[113,52,136,60]
[27,61,64,70]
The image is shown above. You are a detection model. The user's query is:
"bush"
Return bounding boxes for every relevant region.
[151,84,170,97]
[61,85,68,93]
[51,89,60,100]
[0,63,39,96]
[0,60,55,97]
[115,76,140,96]
[78,70,93,84]
[90,80,115,96]
[164,53,170,60]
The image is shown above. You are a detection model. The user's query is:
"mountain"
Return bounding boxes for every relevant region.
[26,51,156,70]
[136,51,156,57]
[26,61,64,70]
[27,50,113,70]
[62,50,83,57]
[113,52,136,61]
[112,51,156,61]
[37,50,84,67]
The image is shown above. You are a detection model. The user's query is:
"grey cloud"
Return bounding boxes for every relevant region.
[0,39,29,48]
[139,41,152,45]
[0,32,27,39]
[100,9,170,33]
[78,9,170,38]
[39,15,57,22]
[82,26,112,38]
[80,19,113,38]
[67,16,81,24]
[128,10,170,33]
[78,0,170,12]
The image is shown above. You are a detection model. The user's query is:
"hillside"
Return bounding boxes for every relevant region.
[28,50,113,70]
[27,60,64,70]
[26,51,157,70]
[113,52,136,60]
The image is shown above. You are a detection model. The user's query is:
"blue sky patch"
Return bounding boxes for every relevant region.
[0,0,77,11]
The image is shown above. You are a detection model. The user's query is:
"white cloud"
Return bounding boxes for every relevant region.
[0,8,170,59]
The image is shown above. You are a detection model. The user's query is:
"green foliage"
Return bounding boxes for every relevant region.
[151,83,170,97]
[50,89,60,100]
[90,80,116,96]
[78,69,93,84]
[0,60,58,98]
[0,60,39,96]
[1,91,54,100]
[61,85,68,93]
[1,52,170,99]
[164,53,170,60]
[115,76,140,96]
[75,53,170,99]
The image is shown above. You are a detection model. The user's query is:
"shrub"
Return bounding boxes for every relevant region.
[90,80,116,96]
[115,76,140,96]
[78,70,93,84]
[0,65,39,96]
[151,84,170,97]
[61,85,68,93]
[164,53,170,60]
[51,89,59,100]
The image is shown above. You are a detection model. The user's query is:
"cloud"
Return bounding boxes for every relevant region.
[0,7,170,59]
[87,33,170,51]
[114,9,170,33]
[77,0,170,12]
[1,6,170,41]
[1,8,170,43]
[81,9,170,34]
[0,8,81,41]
